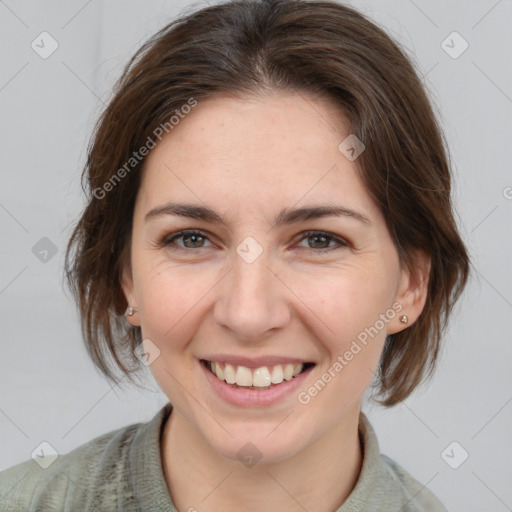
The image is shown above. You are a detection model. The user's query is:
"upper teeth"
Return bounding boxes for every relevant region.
[209,361,304,387]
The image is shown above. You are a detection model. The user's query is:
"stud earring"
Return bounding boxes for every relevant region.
[125,306,135,317]
[399,315,408,324]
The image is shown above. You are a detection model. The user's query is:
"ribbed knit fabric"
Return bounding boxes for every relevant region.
[0,403,447,511]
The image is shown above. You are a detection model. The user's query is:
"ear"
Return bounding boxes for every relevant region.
[121,263,141,327]
[387,250,431,335]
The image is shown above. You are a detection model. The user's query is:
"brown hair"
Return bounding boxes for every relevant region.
[64,0,470,406]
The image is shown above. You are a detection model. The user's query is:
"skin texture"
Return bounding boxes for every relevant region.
[122,90,430,511]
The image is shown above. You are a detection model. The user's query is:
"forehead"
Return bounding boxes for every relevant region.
[136,91,379,221]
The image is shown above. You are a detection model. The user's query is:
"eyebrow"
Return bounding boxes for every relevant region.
[144,202,371,227]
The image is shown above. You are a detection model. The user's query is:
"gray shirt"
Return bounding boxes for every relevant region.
[0,403,448,511]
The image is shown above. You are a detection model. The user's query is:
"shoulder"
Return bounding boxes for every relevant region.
[379,454,448,512]
[338,413,448,512]
[0,419,144,512]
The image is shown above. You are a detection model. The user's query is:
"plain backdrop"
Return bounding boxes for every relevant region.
[1,1,511,510]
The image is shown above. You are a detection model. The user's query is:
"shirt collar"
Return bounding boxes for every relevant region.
[130,403,408,512]
[130,402,176,511]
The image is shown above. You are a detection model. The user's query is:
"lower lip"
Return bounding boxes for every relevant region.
[200,360,314,407]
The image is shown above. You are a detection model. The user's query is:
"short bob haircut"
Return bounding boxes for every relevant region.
[64,0,471,406]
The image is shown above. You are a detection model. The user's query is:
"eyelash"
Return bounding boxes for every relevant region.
[158,229,350,254]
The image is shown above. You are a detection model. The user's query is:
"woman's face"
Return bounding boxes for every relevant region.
[122,91,424,463]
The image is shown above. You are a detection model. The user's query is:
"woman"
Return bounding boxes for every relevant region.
[0,0,470,510]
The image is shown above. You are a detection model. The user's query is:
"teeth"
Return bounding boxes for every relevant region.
[235,365,253,386]
[214,361,224,380]
[224,363,236,384]
[283,363,294,381]
[253,367,272,387]
[271,365,284,384]
[208,361,305,387]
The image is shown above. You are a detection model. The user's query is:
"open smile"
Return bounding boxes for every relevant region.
[200,358,316,406]
[201,359,315,388]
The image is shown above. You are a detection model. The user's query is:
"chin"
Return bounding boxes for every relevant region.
[203,422,311,466]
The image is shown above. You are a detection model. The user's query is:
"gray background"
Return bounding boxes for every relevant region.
[1,0,511,510]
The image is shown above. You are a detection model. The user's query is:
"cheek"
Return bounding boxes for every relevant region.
[134,262,211,351]
[134,264,213,403]
[304,265,396,341]
[301,265,396,391]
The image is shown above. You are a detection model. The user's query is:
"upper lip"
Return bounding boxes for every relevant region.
[200,355,315,368]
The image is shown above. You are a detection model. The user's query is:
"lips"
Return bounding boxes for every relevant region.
[201,359,315,389]
[200,357,316,407]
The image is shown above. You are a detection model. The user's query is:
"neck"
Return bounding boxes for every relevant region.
[161,407,363,511]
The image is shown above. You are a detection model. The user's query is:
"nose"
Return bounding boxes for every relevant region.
[213,245,291,343]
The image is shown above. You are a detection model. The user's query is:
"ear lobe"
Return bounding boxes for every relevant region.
[388,251,431,335]
[121,265,141,326]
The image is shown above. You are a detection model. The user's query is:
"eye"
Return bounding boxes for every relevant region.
[158,229,349,253]
[160,229,213,250]
[294,230,349,252]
